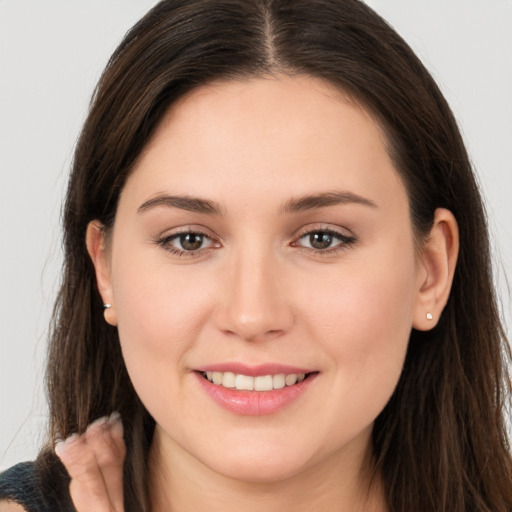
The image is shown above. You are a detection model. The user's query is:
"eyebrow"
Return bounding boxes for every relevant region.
[280,191,377,214]
[137,190,377,216]
[137,195,222,215]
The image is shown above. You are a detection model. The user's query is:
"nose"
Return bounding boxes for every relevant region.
[214,246,294,342]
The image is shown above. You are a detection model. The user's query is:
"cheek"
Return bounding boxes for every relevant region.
[305,252,415,342]
[110,251,213,394]
[300,252,416,424]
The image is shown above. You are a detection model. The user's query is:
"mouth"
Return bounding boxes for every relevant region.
[199,370,315,391]
[194,369,319,415]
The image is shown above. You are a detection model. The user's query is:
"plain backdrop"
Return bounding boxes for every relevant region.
[1,0,511,470]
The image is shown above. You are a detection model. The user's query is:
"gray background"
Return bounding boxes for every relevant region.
[1,0,511,469]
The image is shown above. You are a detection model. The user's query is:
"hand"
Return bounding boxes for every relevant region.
[55,413,126,512]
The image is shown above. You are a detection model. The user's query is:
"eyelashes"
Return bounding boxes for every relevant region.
[155,229,220,258]
[292,229,356,254]
[155,225,357,259]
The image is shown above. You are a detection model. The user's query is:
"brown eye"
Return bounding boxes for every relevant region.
[159,231,217,255]
[309,232,334,250]
[179,233,204,251]
[296,229,356,253]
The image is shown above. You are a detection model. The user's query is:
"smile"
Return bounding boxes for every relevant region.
[195,367,318,415]
[201,371,307,391]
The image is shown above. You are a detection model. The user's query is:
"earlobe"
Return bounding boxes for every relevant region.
[413,208,459,331]
[86,221,118,326]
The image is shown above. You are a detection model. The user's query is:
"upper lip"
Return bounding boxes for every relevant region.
[194,362,315,377]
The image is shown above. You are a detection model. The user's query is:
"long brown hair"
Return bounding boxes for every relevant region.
[41,1,512,510]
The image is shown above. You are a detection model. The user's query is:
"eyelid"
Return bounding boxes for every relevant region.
[292,223,355,240]
[290,224,357,253]
[155,226,222,258]
[157,224,219,241]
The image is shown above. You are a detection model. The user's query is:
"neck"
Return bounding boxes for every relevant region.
[147,426,387,512]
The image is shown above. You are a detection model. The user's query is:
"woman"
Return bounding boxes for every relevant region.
[1,0,511,511]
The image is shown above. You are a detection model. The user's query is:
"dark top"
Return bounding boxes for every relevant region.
[0,455,75,512]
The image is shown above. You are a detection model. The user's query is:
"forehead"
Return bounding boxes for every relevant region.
[125,75,406,214]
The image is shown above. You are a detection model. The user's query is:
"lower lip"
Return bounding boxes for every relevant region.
[194,372,317,416]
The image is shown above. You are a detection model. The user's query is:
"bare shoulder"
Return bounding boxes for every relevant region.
[0,500,28,512]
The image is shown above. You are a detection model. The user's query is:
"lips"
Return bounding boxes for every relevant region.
[194,363,318,415]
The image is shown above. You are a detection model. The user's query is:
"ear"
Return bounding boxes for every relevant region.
[86,221,117,326]
[413,208,459,331]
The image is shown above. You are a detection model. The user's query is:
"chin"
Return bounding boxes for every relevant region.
[195,440,320,484]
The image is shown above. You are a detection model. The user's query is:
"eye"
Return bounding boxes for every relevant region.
[157,230,219,256]
[294,229,356,253]
[174,233,210,251]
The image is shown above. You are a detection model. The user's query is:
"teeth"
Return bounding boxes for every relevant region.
[272,373,286,389]
[235,374,254,391]
[254,375,273,391]
[285,374,298,386]
[203,371,308,391]
[222,372,236,388]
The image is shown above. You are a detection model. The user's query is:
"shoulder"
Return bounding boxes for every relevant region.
[0,456,75,512]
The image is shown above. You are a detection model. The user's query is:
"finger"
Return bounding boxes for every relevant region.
[84,413,126,512]
[55,430,112,512]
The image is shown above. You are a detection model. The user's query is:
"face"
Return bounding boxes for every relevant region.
[96,75,426,483]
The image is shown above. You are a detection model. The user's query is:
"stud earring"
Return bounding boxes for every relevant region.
[102,303,117,326]
[426,312,433,320]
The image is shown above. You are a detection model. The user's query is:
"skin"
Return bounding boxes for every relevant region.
[54,415,125,511]
[0,502,26,512]
[56,75,458,512]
